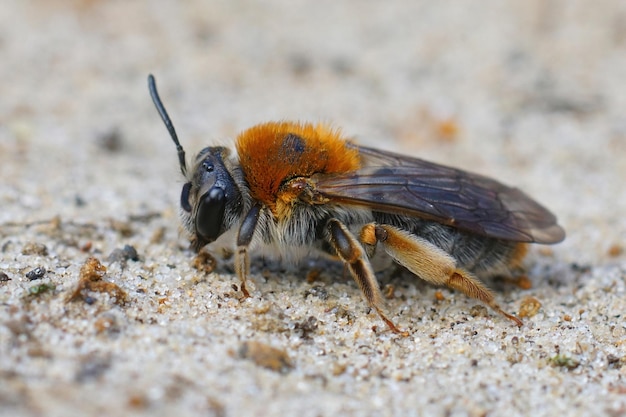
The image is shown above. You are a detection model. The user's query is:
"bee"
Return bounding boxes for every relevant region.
[148,75,565,334]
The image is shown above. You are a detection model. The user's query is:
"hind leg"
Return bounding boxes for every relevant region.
[360,223,523,326]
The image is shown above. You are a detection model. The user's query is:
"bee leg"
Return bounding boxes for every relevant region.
[327,219,408,336]
[363,224,523,327]
[235,204,263,299]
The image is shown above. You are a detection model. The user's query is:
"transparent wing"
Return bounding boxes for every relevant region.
[313,145,565,243]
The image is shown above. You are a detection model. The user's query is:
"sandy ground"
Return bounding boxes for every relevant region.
[1,1,625,416]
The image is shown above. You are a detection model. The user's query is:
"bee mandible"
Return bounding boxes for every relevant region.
[148,75,565,334]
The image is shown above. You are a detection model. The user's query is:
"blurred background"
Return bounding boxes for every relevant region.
[1,1,626,416]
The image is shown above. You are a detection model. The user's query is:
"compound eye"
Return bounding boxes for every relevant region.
[203,161,214,172]
[180,182,192,212]
[195,187,226,243]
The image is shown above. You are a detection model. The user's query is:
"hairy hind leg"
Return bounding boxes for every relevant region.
[360,223,523,326]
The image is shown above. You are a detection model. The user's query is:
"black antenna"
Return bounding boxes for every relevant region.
[148,74,188,176]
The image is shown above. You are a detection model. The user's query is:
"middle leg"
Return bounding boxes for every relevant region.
[326,218,407,335]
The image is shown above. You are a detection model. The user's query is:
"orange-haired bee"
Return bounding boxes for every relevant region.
[148,75,565,334]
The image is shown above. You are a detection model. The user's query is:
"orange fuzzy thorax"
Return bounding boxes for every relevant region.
[235,121,361,212]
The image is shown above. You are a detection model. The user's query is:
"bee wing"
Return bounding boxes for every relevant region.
[313,145,565,243]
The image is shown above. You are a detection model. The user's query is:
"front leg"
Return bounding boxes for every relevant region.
[326,218,407,335]
[235,203,262,299]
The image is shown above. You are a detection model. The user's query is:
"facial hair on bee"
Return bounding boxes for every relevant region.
[148,75,565,335]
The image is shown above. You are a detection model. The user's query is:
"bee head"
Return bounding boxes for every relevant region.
[183,147,244,248]
[148,75,245,250]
